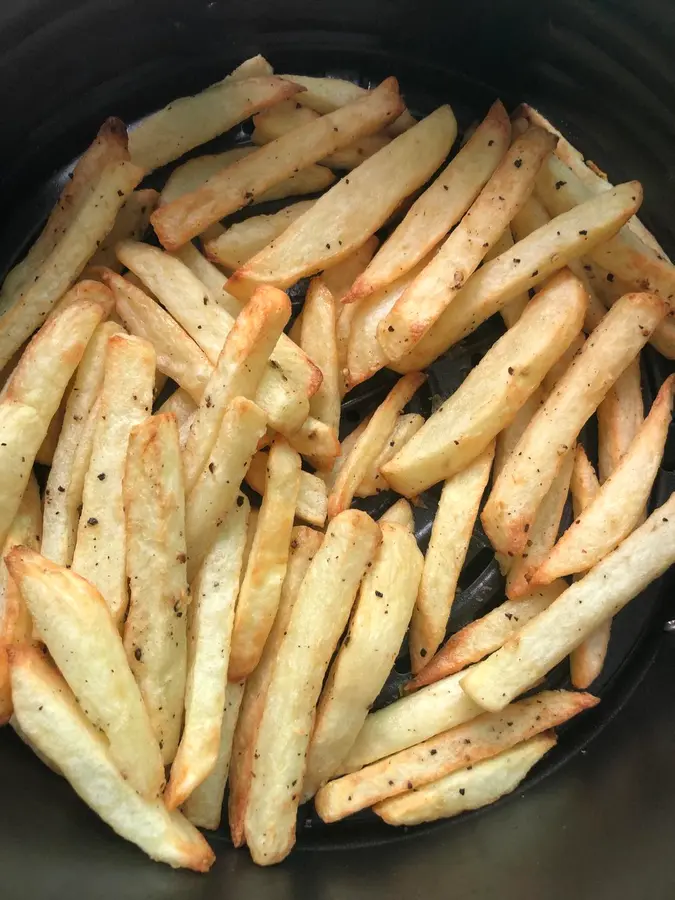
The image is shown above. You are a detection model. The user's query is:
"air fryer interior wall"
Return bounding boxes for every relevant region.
[0,1,675,898]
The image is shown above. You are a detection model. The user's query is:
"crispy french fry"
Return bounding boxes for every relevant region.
[378,127,557,359]
[303,523,423,798]
[597,357,644,482]
[229,438,301,681]
[244,450,327,527]
[315,690,597,821]
[227,106,455,297]
[7,550,164,798]
[391,182,642,373]
[228,526,322,846]
[9,646,213,871]
[172,241,243,317]
[383,270,586,497]
[244,510,380,865]
[481,291,666,556]
[357,412,424,497]
[129,75,302,171]
[152,78,404,250]
[301,279,341,433]
[72,333,156,622]
[375,733,556,825]
[463,495,675,711]
[328,372,425,517]
[164,495,249,810]
[378,498,414,530]
[87,189,158,272]
[123,415,188,765]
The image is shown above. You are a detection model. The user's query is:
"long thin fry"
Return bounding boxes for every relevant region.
[87,189,158,272]
[597,357,643,483]
[244,450,327,527]
[301,279,341,433]
[357,412,424,497]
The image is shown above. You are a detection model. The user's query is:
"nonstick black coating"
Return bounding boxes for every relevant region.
[0,0,675,897]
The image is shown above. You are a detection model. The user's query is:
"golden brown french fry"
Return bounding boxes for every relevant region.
[328,372,425,517]
[346,101,510,302]
[383,270,586,497]
[597,357,643,483]
[375,733,556,825]
[227,106,455,297]
[72,333,156,622]
[409,442,494,673]
[391,182,642,373]
[463,495,675,711]
[152,78,404,249]
[123,415,188,765]
[164,494,249,810]
[9,646,213,872]
[228,526,322,846]
[378,498,414,530]
[378,127,557,359]
[244,450,327,528]
[303,523,423,798]
[228,438,301,681]
[315,690,597,821]
[7,549,164,798]
[357,412,424,497]
[129,75,302,171]
[87,189,158,272]
[244,510,380,865]
[301,279,341,433]
[481,291,666,556]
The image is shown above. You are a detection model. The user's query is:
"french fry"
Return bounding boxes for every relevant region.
[408,582,566,690]
[35,399,66,467]
[164,494,249,810]
[483,230,530,328]
[315,690,597,821]
[357,412,424,497]
[157,387,197,431]
[87,189,158,272]
[383,270,586,497]
[72,333,156,622]
[409,442,495,673]
[481,291,666,556]
[303,523,423,798]
[493,388,543,482]
[378,127,557,359]
[228,526,322,846]
[172,241,243,317]
[391,182,642,373]
[463,495,675,711]
[229,54,274,80]
[7,550,164,798]
[227,106,455,297]
[9,647,213,872]
[597,357,644,483]
[244,510,380,865]
[185,397,267,581]
[129,75,303,171]
[244,450,327,527]
[378,498,414,530]
[0,160,143,371]
[533,376,673,585]
[321,236,379,304]
[328,372,425,517]
[346,101,510,302]
[228,438,301,681]
[182,680,245,830]
[301,279,341,433]
[152,78,405,249]
[123,415,188,765]
[287,416,341,470]
[375,733,556,825]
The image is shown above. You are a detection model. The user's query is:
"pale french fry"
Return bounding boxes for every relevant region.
[87,189,158,272]
[378,498,414,530]
[463,495,675,711]
[0,160,143,371]
[123,415,188,765]
[7,550,164,798]
[322,415,370,491]
[244,450,327,527]
[493,388,543,481]
[391,182,642,373]
[228,526,322,846]
[152,78,404,250]
[301,279,341,433]
[182,680,245,830]
[244,510,380,865]
[378,127,557,359]
[383,270,586,497]
[228,438,301,681]
[72,333,156,622]
[164,495,249,810]
[286,416,340,470]
[315,690,597,821]
[322,236,379,303]
[484,230,530,328]
[185,397,267,580]
[346,101,510,302]
[157,387,197,431]
[597,357,644,483]
[227,106,455,297]
[35,399,66,467]
[408,582,566,690]
[481,291,666,556]
[328,372,425,517]
[129,75,302,171]
[240,508,259,584]
[357,412,424,497]
[409,443,495,673]
[9,647,213,872]
[375,733,556,826]
[172,241,243,317]
[0,404,42,550]
[230,54,274,79]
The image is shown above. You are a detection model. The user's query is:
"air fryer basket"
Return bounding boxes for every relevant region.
[0,1,674,898]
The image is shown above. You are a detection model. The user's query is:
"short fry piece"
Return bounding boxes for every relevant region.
[378,498,414,531]
[301,279,341,433]
[245,450,327,528]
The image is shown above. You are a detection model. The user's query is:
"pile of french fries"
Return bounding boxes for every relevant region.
[0,53,673,872]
